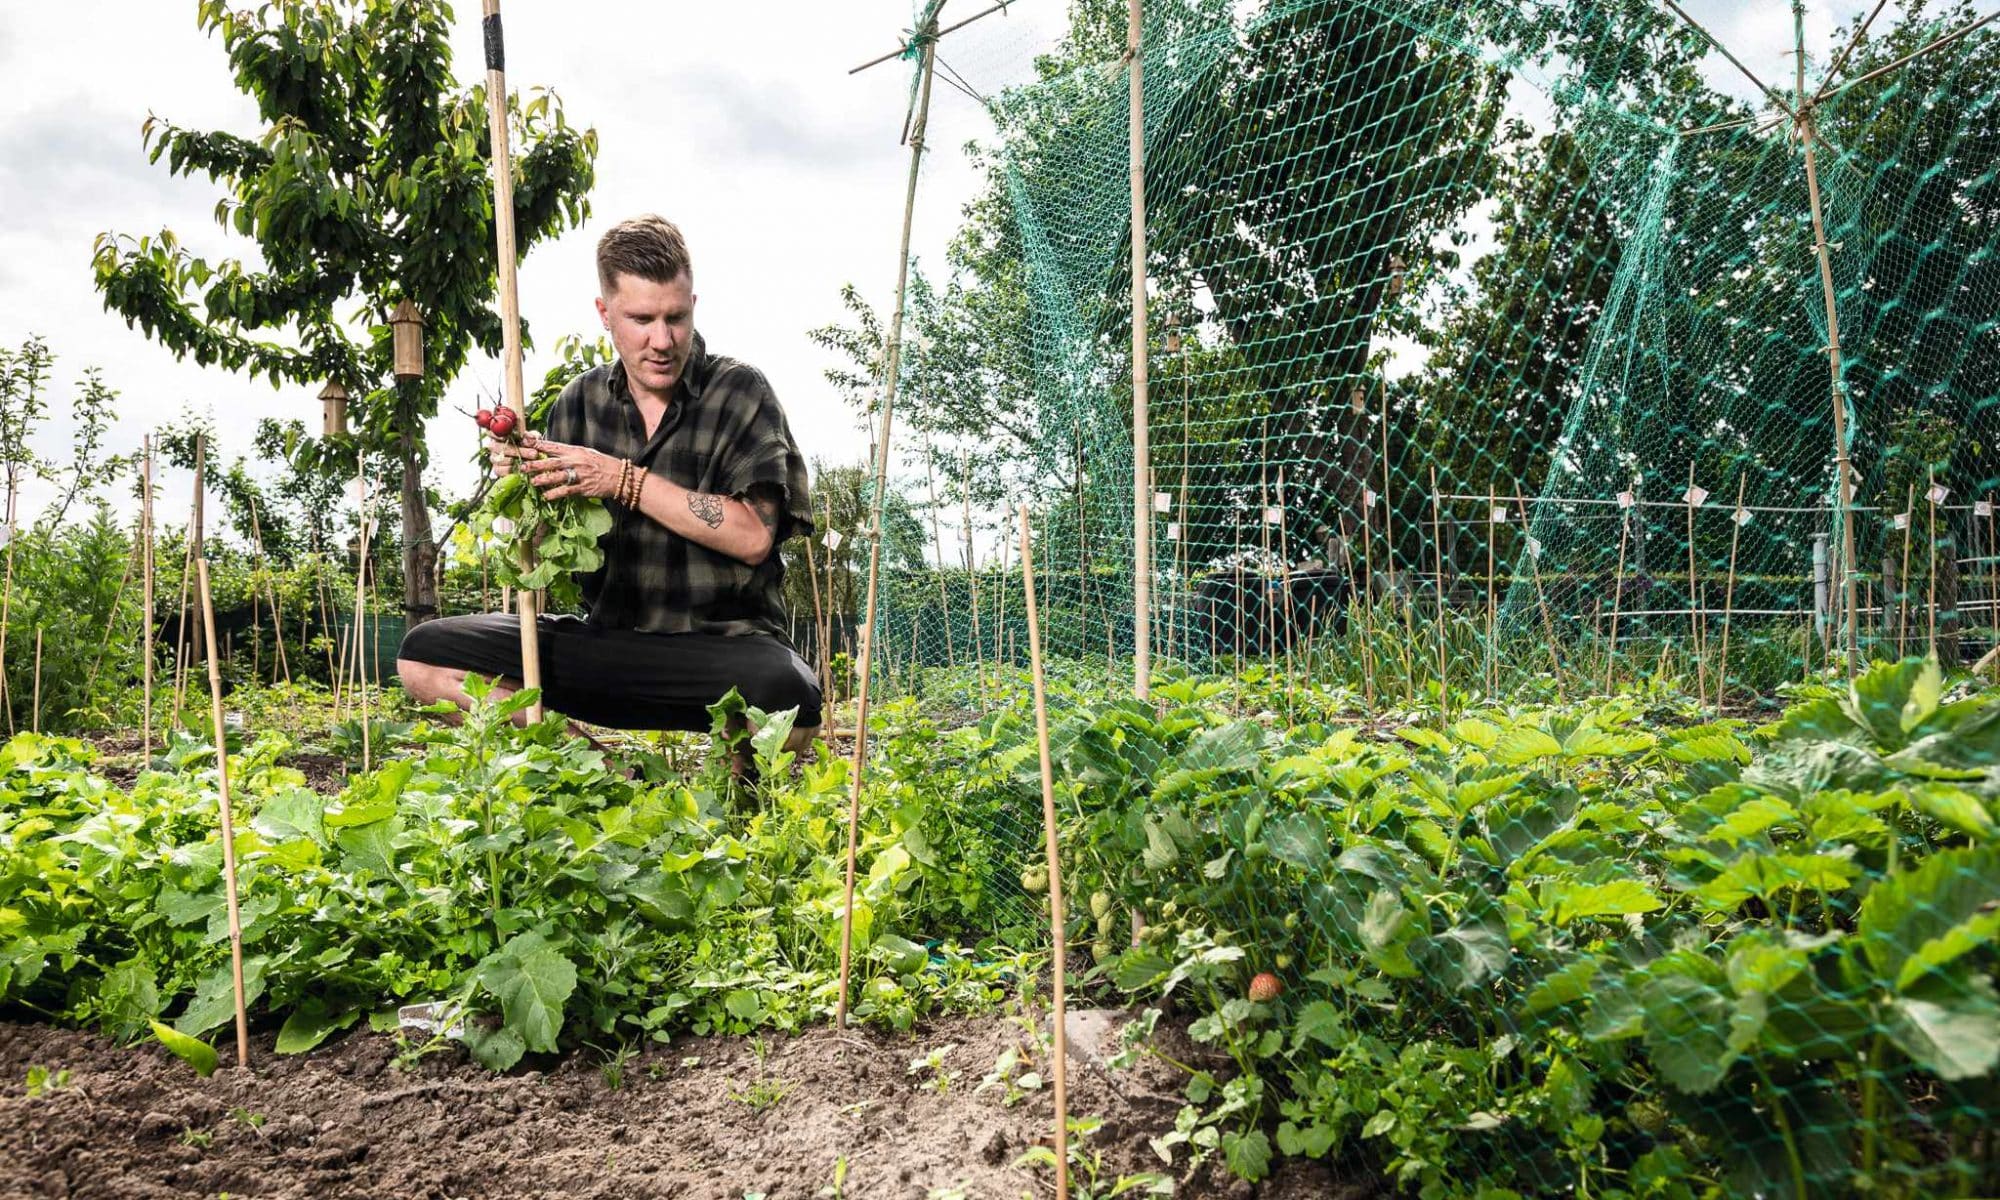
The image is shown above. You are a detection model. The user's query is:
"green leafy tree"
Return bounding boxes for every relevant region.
[91,0,596,629]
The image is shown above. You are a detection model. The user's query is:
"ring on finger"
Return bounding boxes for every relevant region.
[565,466,579,487]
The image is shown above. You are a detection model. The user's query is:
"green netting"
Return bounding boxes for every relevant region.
[795,0,2000,1194]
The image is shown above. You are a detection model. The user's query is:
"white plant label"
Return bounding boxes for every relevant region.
[1927,484,1950,504]
[0,523,12,548]
[1893,512,1910,530]
[1526,537,1544,558]
[492,516,515,536]
[1167,522,1182,541]
[823,529,844,551]
[1977,500,1994,518]
[1616,490,1636,509]
[1734,506,1754,527]
[1683,485,1709,507]
[1361,488,1377,509]
[1154,491,1172,513]
[1262,506,1283,524]
[1490,506,1509,524]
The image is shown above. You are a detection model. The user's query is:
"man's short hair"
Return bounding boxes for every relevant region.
[596,215,692,295]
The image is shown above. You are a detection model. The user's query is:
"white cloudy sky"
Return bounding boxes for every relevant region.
[0,0,1908,533]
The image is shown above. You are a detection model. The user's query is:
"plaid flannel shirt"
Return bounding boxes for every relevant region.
[543,334,814,638]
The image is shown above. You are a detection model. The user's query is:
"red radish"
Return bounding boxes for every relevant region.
[1249,972,1282,1003]
[487,408,518,439]
[474,409,494,430]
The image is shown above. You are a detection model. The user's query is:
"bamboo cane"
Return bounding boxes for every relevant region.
[1718,474,1747,710]
[1259,456,1272,665]
[1926,467,1939,659]
[1429,467,1447,725]
[172,443,207,732]
[31,627,42,735]
[143,438,155,752]
[963,453,987,708]
[1128,0,1151,706]
[0,480,15,734]
[920,435,955,669]
[1485,488,1498,695]
[1898,483,1916,658]
[803,525,830,737]
[354,474,373,773]
[1986,495,1998,661]
[1516,490,1564,696]
[1276,468,1295,716]
[1687,464,1707,706]
[1018,503,1071,1199]
[1357,496,1377,707]
[836,6,943,1029]
[248,495,291,686]
[1606,488,1633,694]
[84,518,142,696]
[196,557,251,1070]
[480,0,545,720]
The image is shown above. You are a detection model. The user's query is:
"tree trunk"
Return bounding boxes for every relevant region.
[400,382,439,631]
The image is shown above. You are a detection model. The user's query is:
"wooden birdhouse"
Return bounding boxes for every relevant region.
[391,299,425,382]
[1164,311,1182,355]
[320,380,350,438]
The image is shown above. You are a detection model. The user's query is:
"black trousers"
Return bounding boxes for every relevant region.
[397,613,823,730]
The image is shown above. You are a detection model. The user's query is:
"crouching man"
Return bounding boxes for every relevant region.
[397,215,821,751]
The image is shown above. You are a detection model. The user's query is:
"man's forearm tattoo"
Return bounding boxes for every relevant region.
[687,491,726,529]
[750,495,781,535]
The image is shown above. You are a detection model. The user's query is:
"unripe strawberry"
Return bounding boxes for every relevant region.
[1248,972,1282,1003]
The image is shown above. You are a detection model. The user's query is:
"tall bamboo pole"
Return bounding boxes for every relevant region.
[142,438,155,751]
[1018,504,1071,1200]
[354,474,374,773]
[1429,467,1447,724]
[1687,465,1707,704]
[920,436,954,669]
[1926,468,1939,658]
[1796,0,1862,673]
[31,627,41,735]
[1718,474,1748,710]
[1485,489,1498,695]
[481,0,545,720]
[1515,490,1564,695]
[1606,488,1633,694]
[248,495,291,686]
[836,5,943,1029]
[1128,0,1152,704]
[0,481,17,735]
[964,453,987,707]
[196,557,251,1070]
[1899,484,1916,658]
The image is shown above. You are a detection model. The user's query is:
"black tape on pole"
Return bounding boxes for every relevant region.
[483,12,504,72]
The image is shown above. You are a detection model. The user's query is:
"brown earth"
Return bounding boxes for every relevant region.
[0,1015,1372,1200]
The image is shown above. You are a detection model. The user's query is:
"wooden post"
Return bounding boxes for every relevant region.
[142,438,155,752]
[196,558,251,1070]
[836,3,944,1029]
[1718,474,1747,710]
[1018,504,1071,1200]
[480,0,545,720]
[1128,0,1152,704]
[1606,485,1633,694]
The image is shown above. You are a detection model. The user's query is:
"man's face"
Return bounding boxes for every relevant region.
[597,271,696,398]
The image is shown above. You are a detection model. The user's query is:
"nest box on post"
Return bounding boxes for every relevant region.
[390,299,425,382]
[1164,310,1182,355]
[319,380,350,438]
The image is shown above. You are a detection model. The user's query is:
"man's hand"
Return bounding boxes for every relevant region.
[512,437,625,502]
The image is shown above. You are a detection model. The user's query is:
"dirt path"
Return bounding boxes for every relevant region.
[0,1016,1360,1200]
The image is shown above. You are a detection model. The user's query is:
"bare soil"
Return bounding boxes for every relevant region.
[0,1015,1368,1200]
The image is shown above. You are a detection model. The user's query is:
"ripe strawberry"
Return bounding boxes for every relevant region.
[1248,972,1282,1003]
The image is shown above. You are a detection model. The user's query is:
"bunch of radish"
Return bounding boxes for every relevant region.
[474,407,519,440]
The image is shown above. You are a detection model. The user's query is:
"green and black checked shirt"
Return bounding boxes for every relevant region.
[543,333,813,639]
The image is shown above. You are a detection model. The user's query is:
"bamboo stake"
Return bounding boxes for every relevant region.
[1128,0,1152,705]
[963,453,988,708]
[31,627,41,734]
[1606,487,1633,694]
[1276,468,1295,714]
[1259,455,1272,666]
[803,525,830,735]
[142,438,155,752]
[1018,504,1071,1200]
[1718,474,1747,710]
[248,495,290,686]
[1232,516,1243,714]
[1986,495,1997,659]
[1485,488,1498,696]
[172,443,207,732]
[1357,497,1377,707]
[354,474,374,773]
[195,557,251,1070]
[1687,464,1707,706]
[1429,468,1447,724]
[1926,467,1939,659]
[1797,1,1862,674]
[920,435,955,669]
[1516,489,1564,696]
[481,0,545,721]
[836,6,943,1029]
[1898,483,1916,658]
[0,481,17,735]
[84,518,143,696]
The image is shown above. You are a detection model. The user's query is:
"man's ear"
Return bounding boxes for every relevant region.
[594,296,610,328]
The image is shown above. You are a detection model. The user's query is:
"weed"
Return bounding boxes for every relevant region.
[23,1065,70,1098]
